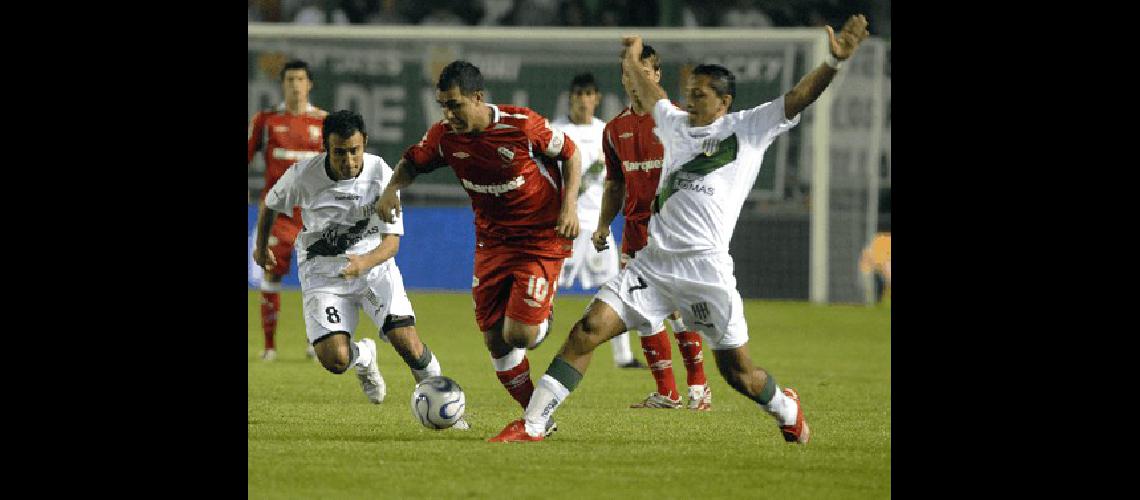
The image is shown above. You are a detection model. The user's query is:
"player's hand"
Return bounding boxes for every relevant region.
[339,254,372,279]
[826,14,870,61]
[377,188,401,223]
[592,227,611,252]
[621,35,643,60]
[556,208,579,239]
[253,246,276,271]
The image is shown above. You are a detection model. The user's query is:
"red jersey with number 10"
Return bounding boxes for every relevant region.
[404,104,577,258]
[602,106,667,254]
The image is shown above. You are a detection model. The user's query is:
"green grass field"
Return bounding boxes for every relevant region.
[248,290,891,499]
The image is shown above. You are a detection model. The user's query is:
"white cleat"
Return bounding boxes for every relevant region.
[260,349,277,362]
[355,338,386,404]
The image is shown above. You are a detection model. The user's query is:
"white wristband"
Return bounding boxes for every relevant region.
[825,54,844,70]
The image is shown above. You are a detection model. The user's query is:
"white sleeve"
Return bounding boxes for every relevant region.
[737,95,801,146]
[264,163,300,213]
[651,99,687,139]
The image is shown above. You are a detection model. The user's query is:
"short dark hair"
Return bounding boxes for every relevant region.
[640,44,661,71]
[280,59,313,81]
[569,73,598,92]
[322,110,367,148]
[437,60,484,95]
[692,63,736,104]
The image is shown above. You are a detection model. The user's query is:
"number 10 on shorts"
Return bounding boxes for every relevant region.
[527,276,549,303]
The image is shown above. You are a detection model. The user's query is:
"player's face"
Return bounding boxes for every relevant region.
[685,75,731,127]
[437,86,486,134]
[620,59,660,101]
[569,87,599,117]
[327,131,366,179]
[282,69,312,104]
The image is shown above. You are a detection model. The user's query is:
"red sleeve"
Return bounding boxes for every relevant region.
[602,123,624,182]
[247,112,266,165]
[524,109,577,162]
[402,122,447,174]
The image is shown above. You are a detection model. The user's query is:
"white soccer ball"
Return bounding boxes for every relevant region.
[410,376,466,430]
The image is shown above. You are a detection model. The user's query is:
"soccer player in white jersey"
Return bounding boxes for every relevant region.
[550,73,644,370]
[490,14,871,443]
[253,110,467,428]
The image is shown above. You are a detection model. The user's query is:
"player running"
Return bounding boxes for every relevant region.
[595,44,710,410]
[491,14,871,443]
[254,110,466,428]
[378,61,581,437]
[247,59,326,361]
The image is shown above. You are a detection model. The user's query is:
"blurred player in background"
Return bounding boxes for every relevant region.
[859,232,891,304]
[492,15,871,443]
[254,110,467,429]
[593,44,711,410]
[378,61,581,437]
[247,59,326,361]
[550,73,645,370]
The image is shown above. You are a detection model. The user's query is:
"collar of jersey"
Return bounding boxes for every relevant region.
[276,102,316,114]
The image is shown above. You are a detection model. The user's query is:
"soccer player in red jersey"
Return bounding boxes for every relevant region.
[593,44,712,410]
[247,59,328,361]
[377,61,581,436]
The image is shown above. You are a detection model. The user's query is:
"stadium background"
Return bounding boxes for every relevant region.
[247,0,890,302]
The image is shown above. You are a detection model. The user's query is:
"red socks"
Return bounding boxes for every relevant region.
[639,329,679,400]
[260,291,280,350]
[496,356,535,409]
[674,331,707,386]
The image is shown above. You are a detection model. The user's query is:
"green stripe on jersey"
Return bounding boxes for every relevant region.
[653,133,738,213]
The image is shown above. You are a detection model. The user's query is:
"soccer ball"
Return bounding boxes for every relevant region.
[410,376,466,430]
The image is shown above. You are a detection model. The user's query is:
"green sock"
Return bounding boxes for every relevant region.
[749,373,778,405]
[546,356,583,392]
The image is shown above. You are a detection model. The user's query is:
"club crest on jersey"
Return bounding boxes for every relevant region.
[619,132,635,139]
[309,125,321,142]
[497,146,515,162]
[701,138,720,156]
[452,151,470,159]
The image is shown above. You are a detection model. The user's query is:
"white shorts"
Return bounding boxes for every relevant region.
[595,248,747,350]
[300,258,415,345]
[558,229,620,289]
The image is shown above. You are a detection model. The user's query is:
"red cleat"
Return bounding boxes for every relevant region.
[487,419,544,443]
[779,388,811,444]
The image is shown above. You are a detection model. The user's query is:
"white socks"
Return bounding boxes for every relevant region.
[353,340,374,369]
[611,332,633,364]
[524,375,570,437]
[492,348,527,372]
[761,386,798,426]
[411,355,441,383]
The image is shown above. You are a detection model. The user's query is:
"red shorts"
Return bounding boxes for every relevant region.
[472,249,564,332]
[267,211,302,277]
[621,217,649,256]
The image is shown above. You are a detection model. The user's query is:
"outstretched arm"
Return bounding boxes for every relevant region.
[784,14,871,119]
[376,158,417,224]
[621,35,668,112]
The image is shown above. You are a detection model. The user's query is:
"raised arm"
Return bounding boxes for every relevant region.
[621,35,668,113]
[784,14,870,119]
